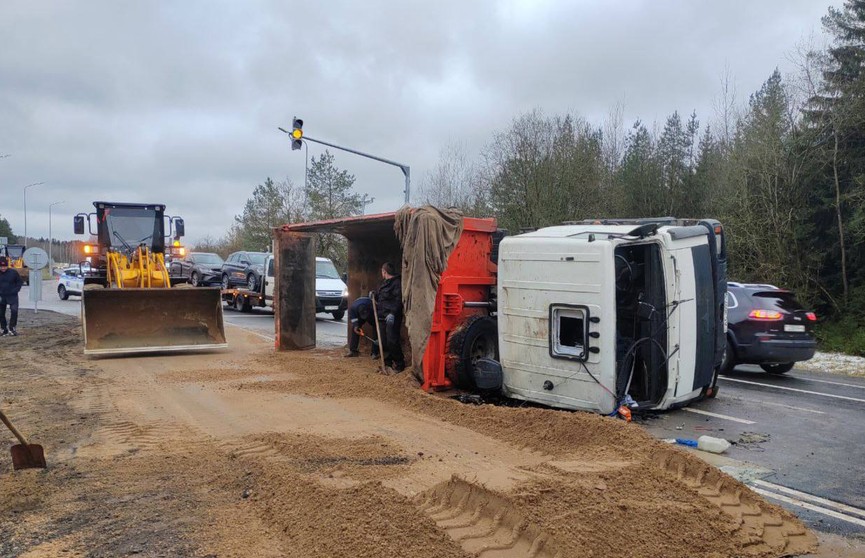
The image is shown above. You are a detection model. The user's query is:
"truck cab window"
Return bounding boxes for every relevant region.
[550,305,588,360]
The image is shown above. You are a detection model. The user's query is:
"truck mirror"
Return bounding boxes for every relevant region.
[74,215,85,235]
[174,218,185,238]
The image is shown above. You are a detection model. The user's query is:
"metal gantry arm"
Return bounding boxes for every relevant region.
[279,128,411,204]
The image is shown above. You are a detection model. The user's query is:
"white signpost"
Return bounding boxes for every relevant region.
[22,247,48,313]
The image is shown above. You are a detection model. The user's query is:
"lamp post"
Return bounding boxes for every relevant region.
[23,182,45,247]
[48,201,65,268]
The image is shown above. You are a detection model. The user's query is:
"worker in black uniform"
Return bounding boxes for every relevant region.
[0,256,23,336]
[373,262,405,372]
[344,296,380,359]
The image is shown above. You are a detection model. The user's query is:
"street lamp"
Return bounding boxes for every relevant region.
[23,181,45,248]
[48,201,65,268]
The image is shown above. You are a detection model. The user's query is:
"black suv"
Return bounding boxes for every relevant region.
[723,282,817,374]
[169,252,224,286]
[221,251,270,291]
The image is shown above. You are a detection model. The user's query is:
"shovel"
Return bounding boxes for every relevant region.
[371,297,389,374]
[0,407,46,470]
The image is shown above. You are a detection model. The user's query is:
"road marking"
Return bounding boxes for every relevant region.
[682,407,755,424]
[225,323,275,343]
[729,397,825,415]
[718,377,865,403]
[750,486,865,528]
[787,376,865,390]
[753,479,865,519]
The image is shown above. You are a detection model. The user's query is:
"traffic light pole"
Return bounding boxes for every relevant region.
[279,128,411,204]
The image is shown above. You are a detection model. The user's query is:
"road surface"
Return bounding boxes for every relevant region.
[17,280,865,543]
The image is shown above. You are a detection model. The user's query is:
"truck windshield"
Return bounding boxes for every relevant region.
[104,207,160,249]
[316,260,340,279]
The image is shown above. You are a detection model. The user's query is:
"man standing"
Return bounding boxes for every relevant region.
[344,296,379,359]
[0,256,23,336]
[374,262,405,372]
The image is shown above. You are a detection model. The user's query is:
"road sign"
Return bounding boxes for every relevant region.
[0,237,7,245]
[23,247,49,270]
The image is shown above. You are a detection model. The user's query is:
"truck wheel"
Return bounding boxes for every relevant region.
[446,315,498,389]
[761,362,795,374]
[331,310,345,321]
[222,274,230,290]
[58,285,69,300]
[247,273,258,291]
[191,271,200,287]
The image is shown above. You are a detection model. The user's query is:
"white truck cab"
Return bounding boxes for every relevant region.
[496,219,726,413]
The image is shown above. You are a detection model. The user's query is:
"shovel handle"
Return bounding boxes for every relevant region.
[0,408,30,446]
[371,297,388,373]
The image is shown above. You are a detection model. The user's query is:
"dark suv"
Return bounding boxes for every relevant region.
[221,251,270,291]
[723,282,817,374]
[169,252,224,286]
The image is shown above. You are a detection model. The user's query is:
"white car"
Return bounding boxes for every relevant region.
[58,266,85,300]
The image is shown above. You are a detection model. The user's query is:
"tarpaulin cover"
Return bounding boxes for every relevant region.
[394,206,464,375]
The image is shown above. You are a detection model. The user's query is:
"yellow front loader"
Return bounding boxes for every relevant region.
[74,201,226,355]
[3,245,30,285]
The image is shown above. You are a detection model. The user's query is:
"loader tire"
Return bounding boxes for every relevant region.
[446,315,498,390]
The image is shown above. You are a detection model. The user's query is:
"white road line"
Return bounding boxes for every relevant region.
[682,407,756,424]
[729,397,825,415]
[718,377,865,404]
[750,487,865,528]
[225,323,275,343]
[753,479,865,519]
[787,376,865,390]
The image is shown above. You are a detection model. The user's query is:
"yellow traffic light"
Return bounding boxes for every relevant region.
[292,128,303,140]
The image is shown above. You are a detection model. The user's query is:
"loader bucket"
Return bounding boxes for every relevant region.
[81,287,227,355]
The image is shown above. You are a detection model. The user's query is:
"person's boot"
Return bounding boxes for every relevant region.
[343,350,360,358]
[0,329,8,337]
[8,328,17,337]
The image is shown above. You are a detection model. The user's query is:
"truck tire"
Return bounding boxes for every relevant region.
[331,310,345,321]
[446,315,498,389]
[721,338,736,374]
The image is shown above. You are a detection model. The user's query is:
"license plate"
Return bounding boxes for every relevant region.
[785,324,806,333]
[325,306,338,311]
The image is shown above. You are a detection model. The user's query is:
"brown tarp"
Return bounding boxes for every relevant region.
[394,206,464,376]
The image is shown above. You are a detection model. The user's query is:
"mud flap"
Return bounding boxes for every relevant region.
[82,287,227,355]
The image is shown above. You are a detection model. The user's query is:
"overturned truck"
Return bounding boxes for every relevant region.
[273,208,727,414]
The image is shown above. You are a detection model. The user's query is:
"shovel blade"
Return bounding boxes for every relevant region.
[11,444,46,470]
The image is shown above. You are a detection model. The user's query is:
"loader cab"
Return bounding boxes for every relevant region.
[95,202,167,254]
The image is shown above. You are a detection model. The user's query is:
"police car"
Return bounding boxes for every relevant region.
[58,266,85,300]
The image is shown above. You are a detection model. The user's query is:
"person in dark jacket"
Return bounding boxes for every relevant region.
[344,296,380,359]
[373,262,404,371]
[0,256,24,336]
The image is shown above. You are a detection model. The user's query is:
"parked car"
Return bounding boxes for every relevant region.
[170,252,224,286]
[723,282,818,374]
[57,266,85,300]
[221,251,270,290]
[315,257,348,320]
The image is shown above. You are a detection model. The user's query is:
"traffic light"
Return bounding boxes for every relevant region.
[291,117,303,150]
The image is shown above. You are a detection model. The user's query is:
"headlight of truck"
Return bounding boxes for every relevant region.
[342,288,348,297]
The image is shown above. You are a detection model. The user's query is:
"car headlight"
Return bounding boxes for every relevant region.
[342,288,348,297]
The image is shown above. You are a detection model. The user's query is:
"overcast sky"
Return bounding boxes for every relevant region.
[0,0,839,244]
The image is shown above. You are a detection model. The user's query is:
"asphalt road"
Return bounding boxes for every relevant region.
[17,280,865,538]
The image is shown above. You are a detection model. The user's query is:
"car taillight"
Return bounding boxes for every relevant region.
[806,312,817,321]
[749,309,783,320]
